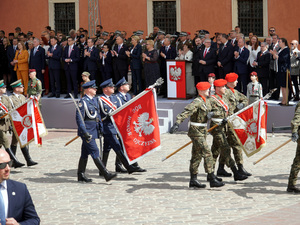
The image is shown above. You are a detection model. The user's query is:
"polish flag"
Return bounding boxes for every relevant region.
[167,60,186,98]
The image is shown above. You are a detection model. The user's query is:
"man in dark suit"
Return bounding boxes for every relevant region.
[47,37,62,98]
[6,38,18,84]
[192,37,203,85]
[233,38,250,95]
[0,149,40,224]
[197,39,217,81]
[159,38,177,97]
[62,37,80,98]
[269,35,280,99]
[84,38,99,80]
[217,34,234,79]
[29,38,45,88]
[253,42,270,96]
[111,36,129,82]
[99,44,113,81]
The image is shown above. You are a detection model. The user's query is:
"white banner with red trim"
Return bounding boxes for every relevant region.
[110,88,161,164]
[9,98,47,148]
[167,60,186,98]
[227,99,268,157]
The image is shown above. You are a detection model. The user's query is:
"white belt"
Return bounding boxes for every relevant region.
[189,122,207,127]
[211,118,223,123]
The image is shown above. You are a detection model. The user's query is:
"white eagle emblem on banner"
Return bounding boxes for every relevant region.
[133,113,155,137]
[170,67,182,81]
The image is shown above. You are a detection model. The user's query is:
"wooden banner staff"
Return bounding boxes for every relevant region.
[162,89,277,162]
[253,139,292,165]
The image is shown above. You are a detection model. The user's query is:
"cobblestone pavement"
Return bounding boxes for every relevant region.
[8,130,300,225]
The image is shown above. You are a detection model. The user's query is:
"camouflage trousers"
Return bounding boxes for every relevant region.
[189,135,214,175]
[288,141,300,186]
[219,127,244,165]
[0,131,10,149]
[210,128,236,170]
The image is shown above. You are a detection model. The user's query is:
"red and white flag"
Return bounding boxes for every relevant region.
[9,98,47,148]
[110,88,161,164]
[167,60,186,98]
[227,99,268,157]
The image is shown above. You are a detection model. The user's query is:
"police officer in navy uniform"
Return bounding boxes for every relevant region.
[77,80,116,182]
[115,77,146,172]
[98,78,141,174]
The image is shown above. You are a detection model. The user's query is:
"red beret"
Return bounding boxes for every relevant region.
[29,69,36,73]
[196,82,211,91]
[208,73,216,78]
[225,73,238,82]
[214,79,227,87]
[250,71,257,76]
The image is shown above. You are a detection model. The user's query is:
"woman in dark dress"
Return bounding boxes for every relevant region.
[0,37,10,84]
[142,40,160,88]
[271,38,290,105]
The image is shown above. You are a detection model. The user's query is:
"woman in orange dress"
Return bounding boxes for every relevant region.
[13,41,29,94]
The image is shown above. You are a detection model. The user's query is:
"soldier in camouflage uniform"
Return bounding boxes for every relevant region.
[288,102,300,193]
[27,69,42,108]
[216,73,252,177]
[0,80,25,168]
[209,79,248,181]
[170,82,224,188]
[9,80,38,167]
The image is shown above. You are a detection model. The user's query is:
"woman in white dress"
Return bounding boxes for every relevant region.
[248,35,261,73]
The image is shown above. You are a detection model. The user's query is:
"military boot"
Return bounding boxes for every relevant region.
[21,147,38,166]
[189,174,206,188]
[93,157,117,182]
[217,163,232,177]
[99,152,110,176]
[11,145,17,155]
[207,174,222,182]
[77,157,92,182]
[115,156,127,173]
[5,148,25,168]
[231,166,248,181]
[115,150,141,174]
[132,162,147,172]
[208,173,225,188]
[237,164,252,176]
[287,185,300,193]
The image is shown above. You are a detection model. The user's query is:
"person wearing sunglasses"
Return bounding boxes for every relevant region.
[0,149,40,224]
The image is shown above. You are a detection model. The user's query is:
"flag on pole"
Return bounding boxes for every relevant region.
[9,98,47,148]
[110,88,161,164]
[227,99,268,157]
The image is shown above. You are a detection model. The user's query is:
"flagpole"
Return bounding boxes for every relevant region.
[253,139,292,165]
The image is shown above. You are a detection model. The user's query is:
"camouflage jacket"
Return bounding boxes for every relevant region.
[175,96,211,137]
[0,95,12,131]
[224,88,248,115]
[291,102,300,133]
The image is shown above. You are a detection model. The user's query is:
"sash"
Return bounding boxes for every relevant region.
[211,95,229,112]
[100,96,117,111]
[0,102,8,113]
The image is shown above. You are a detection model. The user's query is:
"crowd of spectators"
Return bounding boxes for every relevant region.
[0,25,298,103]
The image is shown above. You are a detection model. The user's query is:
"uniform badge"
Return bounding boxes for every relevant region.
[78,102,83,108]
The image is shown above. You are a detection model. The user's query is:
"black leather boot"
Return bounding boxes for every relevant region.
[11,145,17,155]
[93,157,117,182]
[287,185,300,193]
[5,148,25,168]
[208,173,225,188]
[217,163,232,177]
[115,156,127,173]
[207,174,222,182]
[189,174,206,188]
[115,151,141,174]
[99,152,110,176]
[132,162,147,172]
[77,157,92,182]
[237,164,252,176]
[21,147,38,166]
[231,166,248,181]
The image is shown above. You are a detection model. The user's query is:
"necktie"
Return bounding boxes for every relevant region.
[88,47,91,53]
[68,46,72,57]
[165,46,168,52]
[204,49,208,58]
[33,47,37,56]
[0,184,6,225]
[239,48,242,54]
[118,45,121,53]
[252,84,255,93]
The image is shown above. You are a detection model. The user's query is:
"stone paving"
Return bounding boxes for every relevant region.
[8,129,300,224]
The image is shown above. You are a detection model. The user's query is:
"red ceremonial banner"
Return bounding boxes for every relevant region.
[228,99,268,157]
[110,88,161,164]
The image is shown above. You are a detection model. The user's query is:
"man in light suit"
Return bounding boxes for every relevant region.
[29,38,45,89]
[0,149,40,224]
[62,37,80,98]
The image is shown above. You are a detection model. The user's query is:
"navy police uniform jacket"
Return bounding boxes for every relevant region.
[98,94,122,135]
[76,95,102,139]
[115,91,132,104]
